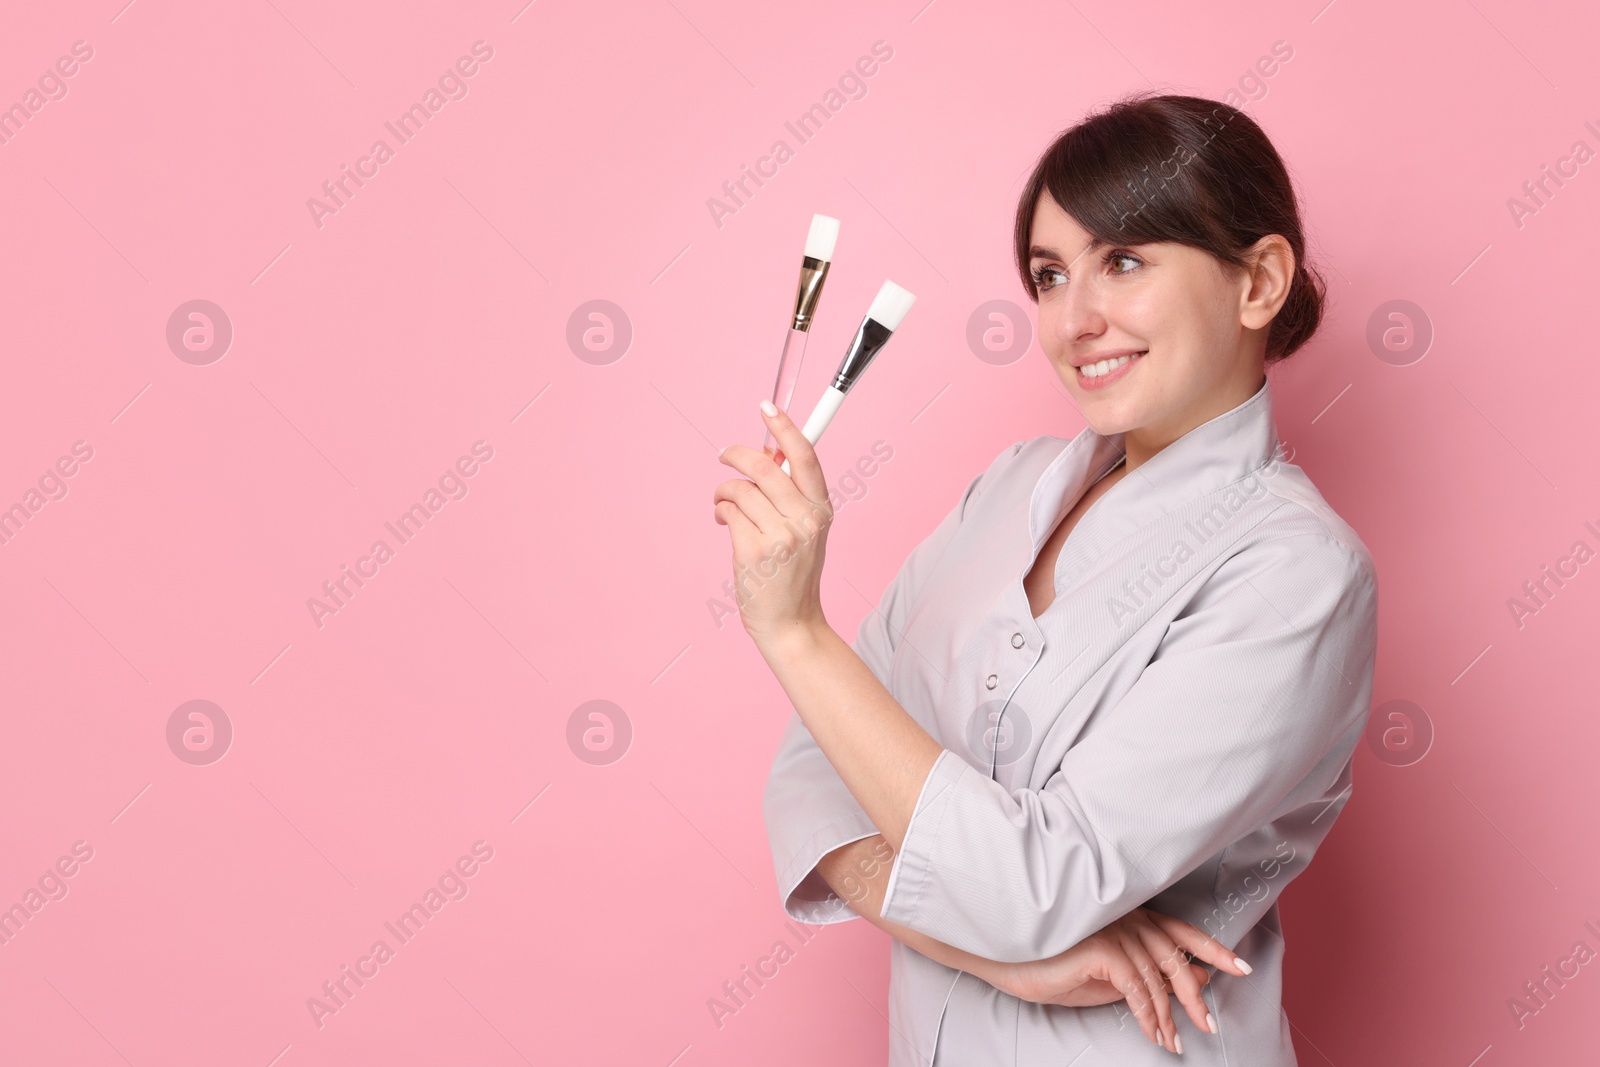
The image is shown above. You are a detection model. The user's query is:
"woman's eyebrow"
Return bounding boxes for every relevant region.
[1028,238,1104,263]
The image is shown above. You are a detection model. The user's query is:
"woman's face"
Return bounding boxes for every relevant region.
[1026,192,1279,451]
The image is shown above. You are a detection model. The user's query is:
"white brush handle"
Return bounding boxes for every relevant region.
[780,386,846,474]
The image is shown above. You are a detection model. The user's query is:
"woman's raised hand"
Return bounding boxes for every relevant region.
[995,908,1252,1054]
[713,400,834,651]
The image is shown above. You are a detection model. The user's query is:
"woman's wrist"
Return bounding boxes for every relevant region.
[969,956,1025,998]
[751,615,834,665]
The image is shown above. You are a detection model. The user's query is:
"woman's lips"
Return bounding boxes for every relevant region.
[1076,352,1144,391]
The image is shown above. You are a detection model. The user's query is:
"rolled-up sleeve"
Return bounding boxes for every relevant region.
[877,532,1379,962]
[762,444,1019,924]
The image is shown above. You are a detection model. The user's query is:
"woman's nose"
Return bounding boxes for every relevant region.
[1052,280,1105,344]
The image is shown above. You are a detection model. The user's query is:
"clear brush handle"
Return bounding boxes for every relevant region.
[764,327,810,454]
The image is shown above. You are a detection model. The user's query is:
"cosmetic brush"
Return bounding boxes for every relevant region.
[780,279,917,475]
[764,214,840,454]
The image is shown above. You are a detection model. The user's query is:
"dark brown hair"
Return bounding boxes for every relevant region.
[1013,91,1325,364]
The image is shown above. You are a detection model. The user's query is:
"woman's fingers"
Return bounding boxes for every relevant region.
[720,463,800,537]
[1147,911,1253,979]
[757,400,829,500]
[731,400,826,510]
[714,402,834,585]
[1104,955,1162,1047]
[1131,917,1211,1038]
[712,475,788,537]
[1019,909,1245,1050]
[1118,929,1177,1052]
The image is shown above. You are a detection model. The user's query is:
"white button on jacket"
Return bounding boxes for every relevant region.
[762,379,1379,1066]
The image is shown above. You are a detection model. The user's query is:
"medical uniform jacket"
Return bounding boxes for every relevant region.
[762,378,1379,1065]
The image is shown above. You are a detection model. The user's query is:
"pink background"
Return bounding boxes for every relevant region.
[2,0,1597,1063]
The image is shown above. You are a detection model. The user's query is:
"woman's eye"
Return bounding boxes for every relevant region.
[1032,266,1066,291]
[1032,252,1139,292]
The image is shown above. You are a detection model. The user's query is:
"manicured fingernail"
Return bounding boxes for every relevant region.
[1174,1033,1183,1054]
[1206,1012,1218,1034]
[1233,957,1253,975]
[759,399,778,417]
[1155,1032,1163,1049]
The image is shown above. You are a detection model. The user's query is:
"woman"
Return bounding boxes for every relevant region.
[713,92,1379,1065]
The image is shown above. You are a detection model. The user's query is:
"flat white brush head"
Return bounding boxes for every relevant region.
[865,279,917,331]
[805,214,840,261]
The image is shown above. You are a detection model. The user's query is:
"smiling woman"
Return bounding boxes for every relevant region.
[731,91,1375,1067]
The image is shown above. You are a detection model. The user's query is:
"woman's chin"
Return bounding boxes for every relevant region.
[1068,387,1145,434]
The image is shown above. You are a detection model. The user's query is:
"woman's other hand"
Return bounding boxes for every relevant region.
[713,400,834,651]
[996,908,1251,1053]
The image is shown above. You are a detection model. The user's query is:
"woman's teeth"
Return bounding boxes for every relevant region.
[1080,352,1144,378]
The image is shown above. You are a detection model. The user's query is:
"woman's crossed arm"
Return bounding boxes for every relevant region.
[806,834,1248,1055]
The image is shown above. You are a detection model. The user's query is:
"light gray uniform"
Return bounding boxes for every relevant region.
[762,379,1379,1065]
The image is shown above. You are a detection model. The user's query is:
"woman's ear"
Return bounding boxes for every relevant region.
[1239,235,1295,331]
